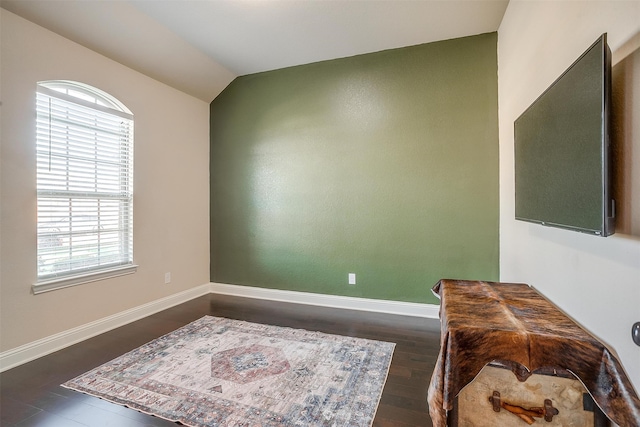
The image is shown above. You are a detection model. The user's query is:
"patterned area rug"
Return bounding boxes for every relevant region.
[62,316,395,426]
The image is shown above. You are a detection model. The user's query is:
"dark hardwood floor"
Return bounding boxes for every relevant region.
[0,294,441,426]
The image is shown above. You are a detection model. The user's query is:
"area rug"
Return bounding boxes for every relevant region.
[62,316,395,427]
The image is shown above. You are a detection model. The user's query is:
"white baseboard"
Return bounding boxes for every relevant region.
[209,282,441,319]
[0,282,440,372]
[0,284,211,373]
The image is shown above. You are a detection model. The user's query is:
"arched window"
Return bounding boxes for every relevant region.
[35,81,135,293]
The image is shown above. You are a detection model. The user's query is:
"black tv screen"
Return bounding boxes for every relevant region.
[514,34,614,236]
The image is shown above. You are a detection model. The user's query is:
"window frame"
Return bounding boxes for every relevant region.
[33,81,137,294]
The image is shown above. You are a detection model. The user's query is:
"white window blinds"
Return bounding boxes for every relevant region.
[36,82,134,283]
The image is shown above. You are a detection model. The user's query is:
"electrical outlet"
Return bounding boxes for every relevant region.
[348,273,356,285]
[164,272,171,284]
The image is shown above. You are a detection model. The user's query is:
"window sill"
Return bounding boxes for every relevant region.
[32,264,138,295]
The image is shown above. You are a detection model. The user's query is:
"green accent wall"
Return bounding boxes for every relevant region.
[210,33,499,304]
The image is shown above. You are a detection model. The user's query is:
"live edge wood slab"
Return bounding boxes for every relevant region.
[427,279,640,427]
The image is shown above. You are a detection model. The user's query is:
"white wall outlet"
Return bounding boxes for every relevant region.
[164,272,171,284]
[348,273,356,285]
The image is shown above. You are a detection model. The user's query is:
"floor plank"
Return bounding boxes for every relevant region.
[1,294,440,426]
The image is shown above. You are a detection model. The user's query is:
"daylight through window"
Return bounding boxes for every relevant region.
[36,81,134,287]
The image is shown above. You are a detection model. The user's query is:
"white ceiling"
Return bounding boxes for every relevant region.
[1,0,509,102]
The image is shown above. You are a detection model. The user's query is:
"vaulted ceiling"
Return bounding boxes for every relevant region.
[2,0,509,102]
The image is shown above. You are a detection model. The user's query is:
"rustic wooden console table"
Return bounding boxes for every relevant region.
[427,279,640,427]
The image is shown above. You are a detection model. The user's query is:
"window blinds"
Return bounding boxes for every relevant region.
[36,87,134,280]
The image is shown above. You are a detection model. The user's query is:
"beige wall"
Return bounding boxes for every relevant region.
[0,10,210,352]
[499,1,640,390]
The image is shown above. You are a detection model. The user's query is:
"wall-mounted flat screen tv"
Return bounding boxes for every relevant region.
[514,34,614,236]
